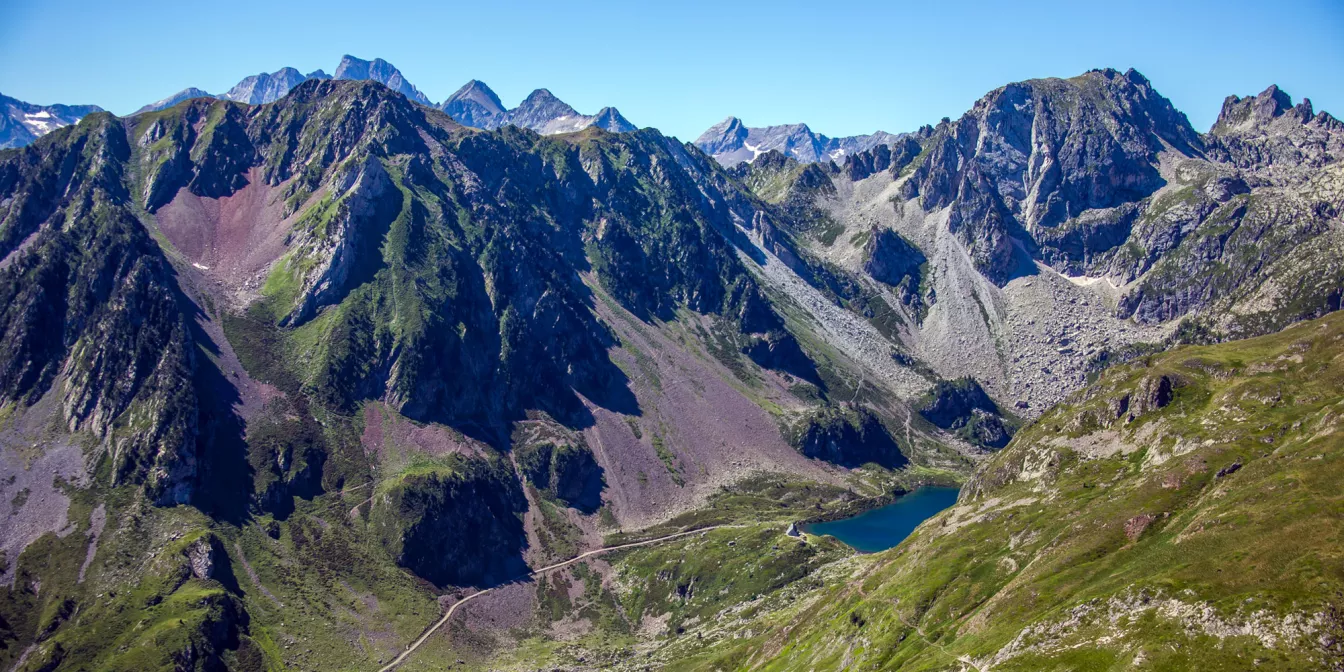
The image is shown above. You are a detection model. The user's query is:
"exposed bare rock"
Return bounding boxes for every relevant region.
[186,535,217,581]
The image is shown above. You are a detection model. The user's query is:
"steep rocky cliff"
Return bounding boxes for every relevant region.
[733,68,1343,416]
[0,113,199,505]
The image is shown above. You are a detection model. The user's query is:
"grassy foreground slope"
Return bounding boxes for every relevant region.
[669,310,1344,670]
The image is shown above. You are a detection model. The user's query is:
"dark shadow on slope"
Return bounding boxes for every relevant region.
[168,269,252,525]
[789,404,909,470]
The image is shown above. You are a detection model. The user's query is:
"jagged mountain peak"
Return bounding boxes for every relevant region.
[589,106,636,133]
[441,79,506,128]
[439,82,635,134]
[694,116,893,166]
[1212,83,1328,134]
[450,79,503,106]
[333,54,431,106]
[222,67,308,105]
[503,88,589,133]
[515,87,576,116]
[694,116,750,154]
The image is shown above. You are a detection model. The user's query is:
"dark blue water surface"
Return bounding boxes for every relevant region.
[803,486,960,553]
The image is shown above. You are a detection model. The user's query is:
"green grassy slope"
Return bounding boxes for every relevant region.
[659,310,1344,671]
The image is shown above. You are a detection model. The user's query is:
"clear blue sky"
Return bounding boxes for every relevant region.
[2,0,1341,141]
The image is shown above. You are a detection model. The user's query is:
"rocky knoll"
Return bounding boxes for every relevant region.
[371,456,527,587]
[516,441,604,511]
[788,404,907,468]
[916,377,1017,449]
[862,226,928,312]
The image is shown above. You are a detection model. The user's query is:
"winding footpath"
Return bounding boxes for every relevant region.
[376,525,733,672]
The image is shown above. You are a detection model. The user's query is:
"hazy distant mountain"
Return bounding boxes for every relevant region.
[695,116,903,166]
[333,54,432,106]
[440,81,636,134]
[221,67,308,104]
[0,93,103,148]
[126,57,634,136]
[134,87,214,114]
[440,79,506,128]
[132,56,426,115]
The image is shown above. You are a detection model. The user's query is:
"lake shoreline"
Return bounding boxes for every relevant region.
[801,486,961,553]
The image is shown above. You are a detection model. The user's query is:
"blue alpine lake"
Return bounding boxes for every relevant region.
[803,486,961,553]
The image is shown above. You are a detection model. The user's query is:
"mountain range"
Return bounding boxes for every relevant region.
[126,55,637,135]
[6,55,895,157]
[0,62,1340,672]
[692,116,911,166]
[0,93,103,149]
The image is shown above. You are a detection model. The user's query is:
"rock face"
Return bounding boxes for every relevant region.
[863,227,928,311]
[185,535,217,580]
[0,94,104,148]
[694,116,906,166]
[372,458,527,587]
[788,405,907,468]
[901,68,1203,284]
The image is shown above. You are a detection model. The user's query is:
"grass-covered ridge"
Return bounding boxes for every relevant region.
[657,309,1344,670]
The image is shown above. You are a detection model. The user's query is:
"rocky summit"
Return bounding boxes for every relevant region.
[0,61,1340,672]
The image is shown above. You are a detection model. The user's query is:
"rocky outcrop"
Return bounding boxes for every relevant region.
[788,404,907,468]
[863,227,928,312]
[917,378,1016,449]
[516,441,604,511]
[842,135,923,181]
[372,458,527,586]
[246,399,326,516]
[185,535,218,580]
[1207,85,1343,173]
